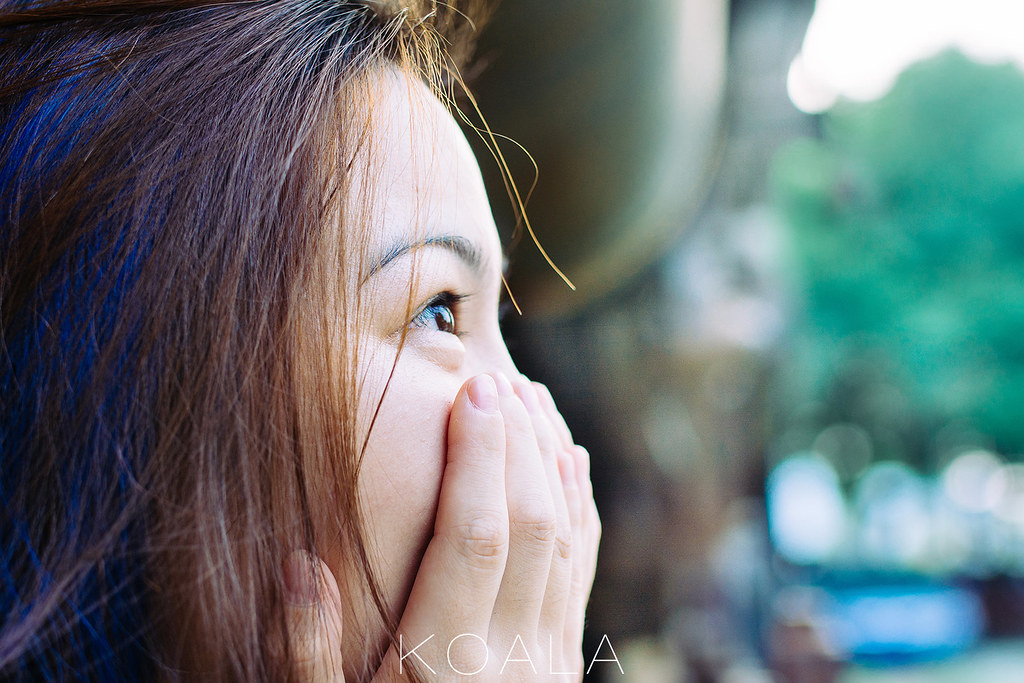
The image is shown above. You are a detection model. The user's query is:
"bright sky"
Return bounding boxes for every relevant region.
[788,0,1024,113]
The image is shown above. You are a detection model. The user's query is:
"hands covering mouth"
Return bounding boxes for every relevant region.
[286,372,601,681]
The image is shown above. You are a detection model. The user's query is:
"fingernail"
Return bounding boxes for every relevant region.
[283,551,319,605]
[467,374,499,413]
[493,372,514,397]
[517,381,540,412]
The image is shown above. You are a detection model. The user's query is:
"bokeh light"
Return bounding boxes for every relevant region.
[767,454,847,564]
[788,0,1024,112]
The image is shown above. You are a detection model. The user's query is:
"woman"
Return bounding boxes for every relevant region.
[0,0,600,680]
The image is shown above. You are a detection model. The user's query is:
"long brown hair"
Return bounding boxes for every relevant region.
[0,1,488,679]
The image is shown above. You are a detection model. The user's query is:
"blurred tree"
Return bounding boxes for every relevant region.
[772,50,1024,463]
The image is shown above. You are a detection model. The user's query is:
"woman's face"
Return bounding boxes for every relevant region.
[338,71,518,663]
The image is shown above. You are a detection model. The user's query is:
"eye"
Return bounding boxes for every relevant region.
[410,292,465,335]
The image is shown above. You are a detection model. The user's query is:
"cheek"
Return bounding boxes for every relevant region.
[363,386,449,517]
[356,356,463,603]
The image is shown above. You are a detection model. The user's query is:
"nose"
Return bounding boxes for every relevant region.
[466,333,518,380]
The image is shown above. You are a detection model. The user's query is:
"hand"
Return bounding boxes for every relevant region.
[285,373,601,681]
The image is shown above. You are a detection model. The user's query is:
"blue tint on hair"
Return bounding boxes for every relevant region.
[1,72,156,679]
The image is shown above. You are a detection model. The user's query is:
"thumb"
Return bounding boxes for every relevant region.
[284,550,346,682]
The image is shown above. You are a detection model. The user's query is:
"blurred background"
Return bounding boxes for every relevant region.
[467,0,1024,680]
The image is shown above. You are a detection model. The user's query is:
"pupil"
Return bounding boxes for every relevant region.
[435,306,454,331]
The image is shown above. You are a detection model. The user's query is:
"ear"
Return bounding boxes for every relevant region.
[284,551,346,682]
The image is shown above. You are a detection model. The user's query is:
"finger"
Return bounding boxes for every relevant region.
[382,374,508,675]
[570,445,600,626]
[537,382,582,536]
[490,373,554,640]
[554,446,583,664]
[284,551,345,682]
[534,383,584,589]
[575,444,600,569]
[517,381,573,642]
[559,448,582,554]
[535,383,574,450]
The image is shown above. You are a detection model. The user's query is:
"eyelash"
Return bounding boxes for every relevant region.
[410,292,467,336]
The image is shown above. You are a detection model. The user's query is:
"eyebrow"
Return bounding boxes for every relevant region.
[364,234,487,282]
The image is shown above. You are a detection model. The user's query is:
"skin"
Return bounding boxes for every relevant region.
[285,71,601,681]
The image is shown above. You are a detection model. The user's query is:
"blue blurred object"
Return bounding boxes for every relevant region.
[825,582,984,664]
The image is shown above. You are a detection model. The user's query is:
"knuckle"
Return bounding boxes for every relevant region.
[450,513,509,566]
[553,528,573,562]
[509,498,557,546]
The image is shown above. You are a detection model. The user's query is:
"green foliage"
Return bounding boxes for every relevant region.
[773,50,1024,458]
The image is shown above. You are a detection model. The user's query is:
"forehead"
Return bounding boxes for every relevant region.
[353,70,500,269]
